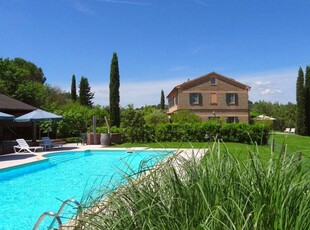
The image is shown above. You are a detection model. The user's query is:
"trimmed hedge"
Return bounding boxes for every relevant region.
[117,122,270,145]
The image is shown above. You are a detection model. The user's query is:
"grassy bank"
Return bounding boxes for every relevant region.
[73,136,310,229]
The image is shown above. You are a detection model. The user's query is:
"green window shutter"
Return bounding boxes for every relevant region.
[189,93,193,104]
[226,93,230,104]
[235,93,238,105]
[199,93,203,105]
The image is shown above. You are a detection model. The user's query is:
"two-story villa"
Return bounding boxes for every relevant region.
[167,72,251,123]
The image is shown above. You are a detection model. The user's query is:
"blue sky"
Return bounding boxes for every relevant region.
[1,0,310,107]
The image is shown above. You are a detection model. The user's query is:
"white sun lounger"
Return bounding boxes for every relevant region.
[14,139,43,153]
[289,128,296,134]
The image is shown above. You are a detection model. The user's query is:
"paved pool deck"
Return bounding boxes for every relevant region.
[0,143,106,170]
[0,144,207,170]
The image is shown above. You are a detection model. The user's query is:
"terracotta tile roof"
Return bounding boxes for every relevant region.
[0,94,36,111]
[167,72,251,98]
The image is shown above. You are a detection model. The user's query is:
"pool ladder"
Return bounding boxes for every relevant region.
[33,198,80,230]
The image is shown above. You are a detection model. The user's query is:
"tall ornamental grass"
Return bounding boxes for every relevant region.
[73,141,310,229]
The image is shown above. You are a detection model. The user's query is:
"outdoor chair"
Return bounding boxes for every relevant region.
[284,128,290,133]
[79,133,87,145]
[40,137,63,150]
[289,128,296,134]
[14,139,43,153]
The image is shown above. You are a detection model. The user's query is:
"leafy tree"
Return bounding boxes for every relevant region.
[305,66,310,135]
[0,57,74,109]
[109,52,120,127]
[121,107,145,143]
[13,58,46,83]
[14,82,47,107]
[71,74,77,101]
[296,67,307,135]
[250,100,275,117]
[139,105,156,115]
[0,57,46,100]
[160,89,165,110]
[53,102,103,137]
[285,102,297,128]
[171,109,202,124]
[44,85,71,110]
[121,107,145,128]
[144,110,169,125]
[250,100,296,131]
[57,107,91,137]
[79,76,94,107]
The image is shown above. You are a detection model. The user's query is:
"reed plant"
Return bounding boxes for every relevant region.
[74,140,310,229]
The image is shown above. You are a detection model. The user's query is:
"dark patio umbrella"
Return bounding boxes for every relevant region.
[15,109,63,141]
[0,112,15,120]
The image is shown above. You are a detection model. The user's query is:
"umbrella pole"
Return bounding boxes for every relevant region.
[33,122,37,143]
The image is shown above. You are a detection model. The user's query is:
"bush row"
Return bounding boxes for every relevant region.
[113,122,270,145]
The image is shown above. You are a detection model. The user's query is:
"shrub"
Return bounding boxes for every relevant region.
[144,110,169,125]
[121,108,145,143]
[118,121,270,145]
[171,109,202,124]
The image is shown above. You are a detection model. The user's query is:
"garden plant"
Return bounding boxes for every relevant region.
[73,139,310,229]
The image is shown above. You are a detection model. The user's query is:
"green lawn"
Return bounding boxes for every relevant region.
[115,133,310,162]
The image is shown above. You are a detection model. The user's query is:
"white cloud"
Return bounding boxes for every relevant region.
[275,89,282,93]
[238,68,297,104]
[252,81,271,87]
[73,2,96,15]
[260,88,282,95]
[260,89,271,95]
[92,79,181,108]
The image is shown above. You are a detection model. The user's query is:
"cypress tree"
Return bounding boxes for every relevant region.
[160,89,165,110]
[305,66,310,135]
[71,74,77,101]
[79,76,94,107]
[296,67,307,135]
[109,53,120,127]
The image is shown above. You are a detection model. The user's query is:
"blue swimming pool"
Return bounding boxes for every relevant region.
[0,149,172,229]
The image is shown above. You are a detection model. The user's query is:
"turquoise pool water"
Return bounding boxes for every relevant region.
[0,149,171,229]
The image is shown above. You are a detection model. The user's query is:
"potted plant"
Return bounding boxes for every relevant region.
[100,116,111,147]
[110,126,122,144]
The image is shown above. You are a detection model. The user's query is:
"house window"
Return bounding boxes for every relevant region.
[168,98,174,107]
[210,77,217,85]
[227,117,239,123]
[226,93,238,104]
[168,95,178,107]
[210,93,217,105]
[189,93,201,105]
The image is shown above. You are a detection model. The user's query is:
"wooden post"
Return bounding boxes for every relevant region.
[92,115,97,144]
